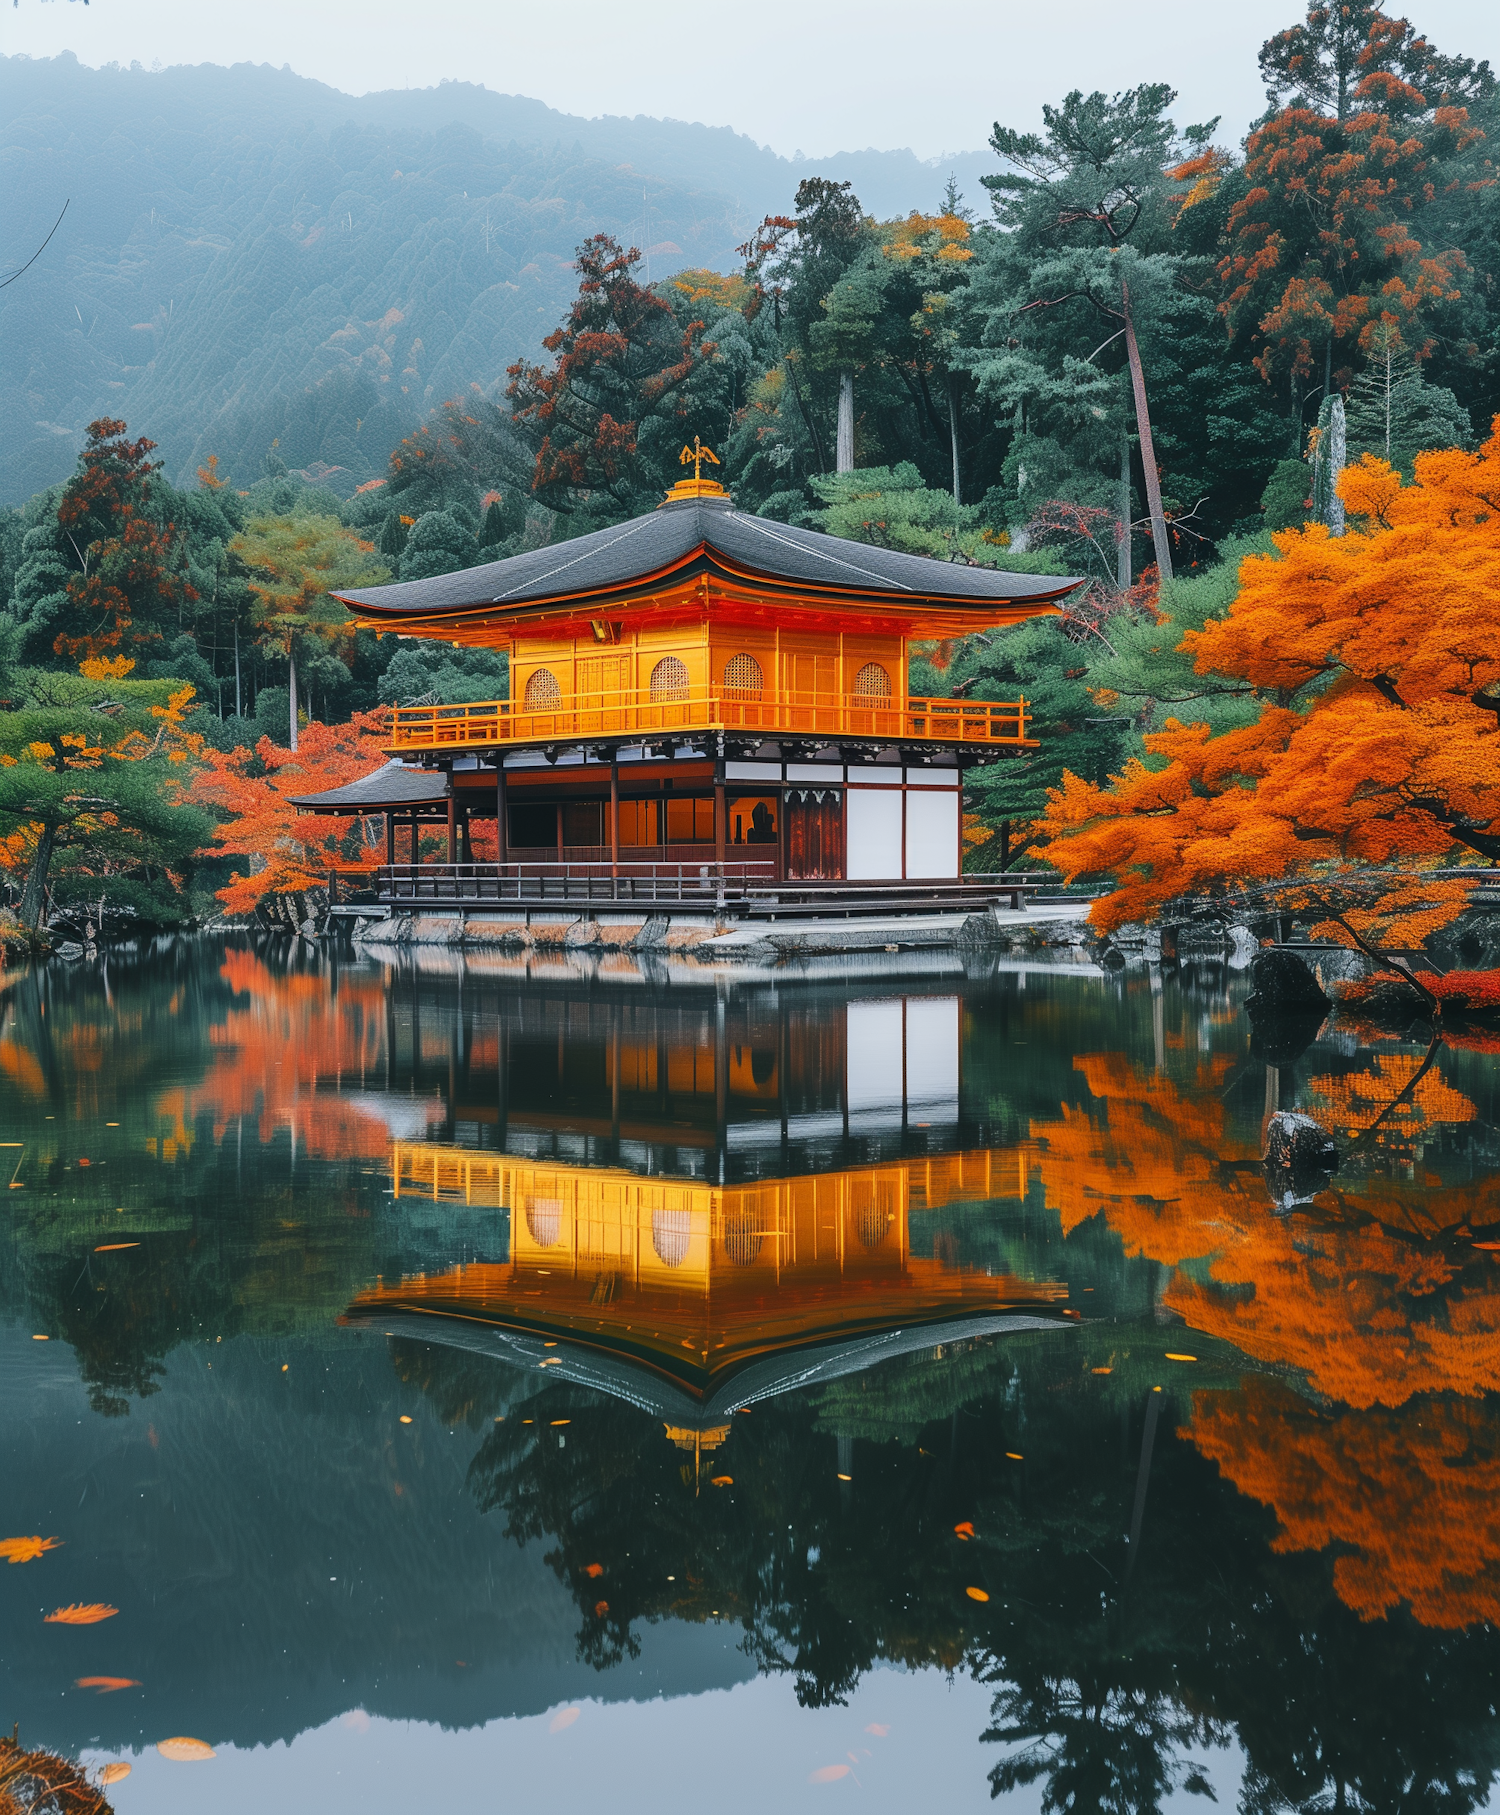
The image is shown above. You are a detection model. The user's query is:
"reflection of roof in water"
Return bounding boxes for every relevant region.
[343,1141,1068,1424]
[346,1304,1069,1428]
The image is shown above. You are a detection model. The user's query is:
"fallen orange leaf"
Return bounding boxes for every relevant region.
[583,1563,604,1578]
[94,1243,140,1252]
[965,1586,990,1602]
[45,1604,117,1625]
[810,1764,851,1782]
[1,1535,62,1565]
[593,1599,609,1617]
[953,1522,975,1540]
[1165,1353,1198,1362]
[711,1475,733,1486]
[156,1737,215,1762]
[1092,1366,1113,1374]
[76,1677,141,1693]
[99,1762,131,1786]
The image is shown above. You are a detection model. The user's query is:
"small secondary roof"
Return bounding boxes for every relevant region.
[334,493,1081,622]
[288,760,448,813]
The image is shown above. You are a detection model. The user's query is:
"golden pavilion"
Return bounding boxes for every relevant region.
[317,448,1078,887]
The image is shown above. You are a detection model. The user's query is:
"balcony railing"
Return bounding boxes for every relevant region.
[387,687,1033,753]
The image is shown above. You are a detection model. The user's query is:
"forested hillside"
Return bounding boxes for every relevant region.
[0,53,986,505]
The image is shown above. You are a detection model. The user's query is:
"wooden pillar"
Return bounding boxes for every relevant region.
[460,810,472,864]
[609,755,620,879]
[555,803,564,862]
[714,759,727,870]
[446,792,457,865]
[495,763,508,865]
[385,812,394,868]
[410,815,419,864]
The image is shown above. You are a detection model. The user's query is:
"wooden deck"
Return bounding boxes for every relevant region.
[386,688,1033,754]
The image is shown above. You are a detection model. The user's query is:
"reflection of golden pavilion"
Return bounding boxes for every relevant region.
[346,1143,1064,1429]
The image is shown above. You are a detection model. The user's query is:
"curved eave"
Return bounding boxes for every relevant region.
[333,542,1081,635]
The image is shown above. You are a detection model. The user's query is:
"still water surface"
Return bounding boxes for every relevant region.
[3,938,1499,1810]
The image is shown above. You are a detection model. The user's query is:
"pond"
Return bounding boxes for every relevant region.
[2,937,1498,1811]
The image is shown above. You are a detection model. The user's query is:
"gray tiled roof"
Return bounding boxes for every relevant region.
[334,495,1081,618]
[288,760,449,811]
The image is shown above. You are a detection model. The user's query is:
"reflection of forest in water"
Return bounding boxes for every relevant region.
[4,938,1500,1807]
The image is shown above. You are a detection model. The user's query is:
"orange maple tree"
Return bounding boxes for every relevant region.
[1042,425,1500,945]
[187,709,389,913]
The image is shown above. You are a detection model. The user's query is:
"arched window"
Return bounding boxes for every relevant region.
[523,667,561,711]
[854,661,891,699]
[651,1208,691,1268]
[649,656,690,701]
[524,1196,562,1247]
[723,1208,764,1267]
[723,652,764,696]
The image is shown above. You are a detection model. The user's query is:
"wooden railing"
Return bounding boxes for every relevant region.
[387,688,1032,752]
[380,860,777,906]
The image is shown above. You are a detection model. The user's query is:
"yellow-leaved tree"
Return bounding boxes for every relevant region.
[229,513,387,750]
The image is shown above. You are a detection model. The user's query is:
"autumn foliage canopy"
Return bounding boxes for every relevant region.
[188,709,389,913]
[1043,420,1500,931]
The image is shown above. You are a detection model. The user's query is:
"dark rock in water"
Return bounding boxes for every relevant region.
[1263,1109,1338,1210]
[1246,949,1330,1014]
[1249,1009,1327,1067]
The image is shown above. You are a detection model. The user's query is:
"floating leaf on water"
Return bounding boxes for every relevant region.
[965,1586,990,1602]
[1165,1353,1198,1362]
[548,1706,580,1733]
[711,1475,733,1486]
[583,1563,604,1578]
[156,1736,215,1762]
[100,1761,132,1784]
[76,1676,141,1692]
[953,1522,975,1540]
[1092,1366,1113,1374]
[593,1600,609,1617]
[94,1243,140,1252]
[31,1334,48,1340]
[810,1764,851,1782]
[1006,1452,1024,1461]
[865,1724,889,1737]
[399,1415,412,1424]
[1,1535,62,1565]
[45,1603,118,1624]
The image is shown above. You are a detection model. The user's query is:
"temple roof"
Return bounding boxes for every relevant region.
[334,493,1080,622]
[288,760,448,813]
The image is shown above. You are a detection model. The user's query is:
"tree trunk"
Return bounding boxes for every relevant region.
[948,375,962,505]
[234,622,242,720]
[288,649,298,752]
[1120,280,1173,583]
[19,823,57,931]
[1117,430,1132,590]
[1328,394,1346,538]
[836,370,855,473]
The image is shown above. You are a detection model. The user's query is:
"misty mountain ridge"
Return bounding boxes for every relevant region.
[0,53,992,506]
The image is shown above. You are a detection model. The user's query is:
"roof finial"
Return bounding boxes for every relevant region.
[680,436,720,482]
[662,437,728,505]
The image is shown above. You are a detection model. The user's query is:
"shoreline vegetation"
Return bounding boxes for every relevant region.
[0,0,1495,1016]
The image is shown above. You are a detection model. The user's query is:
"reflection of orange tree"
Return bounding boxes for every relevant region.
[1030,1051,1500,1407]
[175,949,393,1161]
[1031,1049,1500,1629]
[1193,1379,1500,1629]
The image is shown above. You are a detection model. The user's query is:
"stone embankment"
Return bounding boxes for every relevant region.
[343,901,1094,966]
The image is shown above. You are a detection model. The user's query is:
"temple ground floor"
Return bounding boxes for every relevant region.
[397,748,969,884]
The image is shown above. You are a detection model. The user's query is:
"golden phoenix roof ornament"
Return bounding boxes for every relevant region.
[662,436,727,504]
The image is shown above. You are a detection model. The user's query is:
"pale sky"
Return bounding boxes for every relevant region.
[1,0,1494,160]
